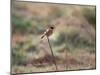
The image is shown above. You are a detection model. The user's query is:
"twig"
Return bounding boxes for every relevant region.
[46,36,58,71]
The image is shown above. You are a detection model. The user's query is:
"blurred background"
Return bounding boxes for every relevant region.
[11,1,96,74]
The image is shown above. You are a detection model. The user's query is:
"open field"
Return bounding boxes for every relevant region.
[11,1,96,74]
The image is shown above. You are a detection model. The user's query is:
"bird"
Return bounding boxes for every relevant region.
[41,26,54,39]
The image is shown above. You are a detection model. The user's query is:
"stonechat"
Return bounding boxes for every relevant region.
[41,26,54,39]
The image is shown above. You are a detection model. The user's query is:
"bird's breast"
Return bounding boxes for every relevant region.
[46,30,53,36]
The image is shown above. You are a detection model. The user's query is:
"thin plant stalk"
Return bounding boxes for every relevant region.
[46,36,58,71]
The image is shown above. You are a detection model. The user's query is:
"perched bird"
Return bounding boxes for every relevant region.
[41,26,54,39]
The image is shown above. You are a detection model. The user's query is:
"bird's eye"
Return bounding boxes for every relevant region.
[50,27,54,29]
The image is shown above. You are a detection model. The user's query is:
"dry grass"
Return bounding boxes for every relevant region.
[11,1,96,74]
[12,49,95,74]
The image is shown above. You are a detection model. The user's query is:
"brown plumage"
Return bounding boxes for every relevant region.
[41,26,54,39]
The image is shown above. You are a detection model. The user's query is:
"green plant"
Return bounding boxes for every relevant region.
[12,15,33,34]
[82,7,96,28]
[12,48,27,66]
[52,32,66,46]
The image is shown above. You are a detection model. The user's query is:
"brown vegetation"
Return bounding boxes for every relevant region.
[11,1,96,74]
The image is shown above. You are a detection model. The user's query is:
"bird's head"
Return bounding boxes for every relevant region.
[50,26,54,29]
